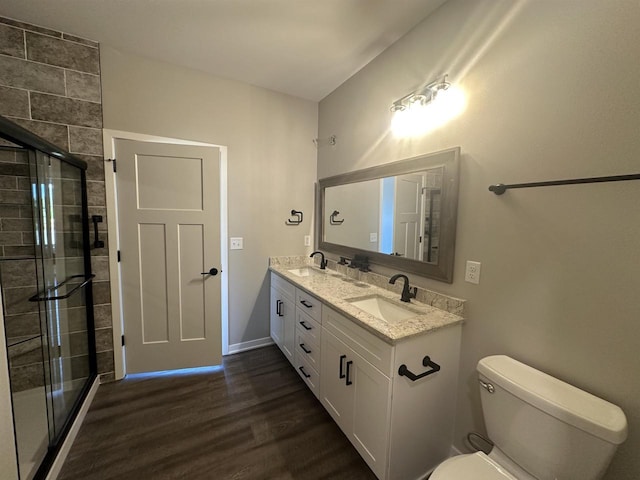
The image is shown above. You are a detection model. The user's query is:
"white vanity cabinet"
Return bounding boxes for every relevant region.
[270,273,295,364]
[270,273,323,393]
[270,271,462,480]
[321,306,462,480]
[321,323,392,479]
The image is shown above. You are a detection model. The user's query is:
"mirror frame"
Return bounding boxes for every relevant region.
[317,147,460,282]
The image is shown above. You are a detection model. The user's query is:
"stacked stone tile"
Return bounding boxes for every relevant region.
[0,16,114,382]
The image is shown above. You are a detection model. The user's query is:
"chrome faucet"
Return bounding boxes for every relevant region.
[310,251,327,269]
[389,274,417,302]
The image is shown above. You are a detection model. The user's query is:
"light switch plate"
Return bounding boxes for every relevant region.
[465,260,481,284]
[230,237,243,250]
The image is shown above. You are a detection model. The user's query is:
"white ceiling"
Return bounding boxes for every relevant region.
[0,0,446,101]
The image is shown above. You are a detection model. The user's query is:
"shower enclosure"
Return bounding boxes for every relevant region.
[0,116,97,480]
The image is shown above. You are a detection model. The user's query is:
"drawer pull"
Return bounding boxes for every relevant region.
[298,366,311,378]
[299,321,312,331]
[339,354,346,379]
[276,300,283,317]
[346,360,353,386]
[398,356,441,382]
[300,300,313,308]
[300,343,311,354]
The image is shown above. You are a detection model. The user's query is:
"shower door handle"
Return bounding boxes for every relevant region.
[92,215,104,248]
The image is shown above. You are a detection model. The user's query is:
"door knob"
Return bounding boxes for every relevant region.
[201,268,220,276]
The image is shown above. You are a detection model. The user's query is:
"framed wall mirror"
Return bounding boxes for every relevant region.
[318,147,460,282]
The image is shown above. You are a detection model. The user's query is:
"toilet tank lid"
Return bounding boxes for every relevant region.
[477,355,628,444]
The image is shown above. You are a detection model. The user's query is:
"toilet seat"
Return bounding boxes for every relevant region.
[430,452,518,480]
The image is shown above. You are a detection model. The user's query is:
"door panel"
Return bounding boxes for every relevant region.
[139,223,169,343]
[178,224,206,340]
[136,154,203,210]
[116,139,221,373]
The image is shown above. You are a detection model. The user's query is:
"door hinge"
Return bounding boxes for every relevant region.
[117,250,121,262]
[121,335,125,346]
[106,158,117,173]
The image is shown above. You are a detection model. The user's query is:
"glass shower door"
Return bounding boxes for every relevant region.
[1,115,97,480]
[0,146,49,480]
[30,150,96,443]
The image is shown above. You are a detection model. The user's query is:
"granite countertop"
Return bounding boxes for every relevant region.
[269,262,464,344]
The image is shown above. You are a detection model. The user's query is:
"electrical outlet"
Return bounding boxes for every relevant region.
[465,260,481,284]
[230,237,243,250]
[304,235,311,246]
[369,232,378,243]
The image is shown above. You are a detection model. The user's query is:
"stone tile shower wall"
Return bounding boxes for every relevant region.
[0,16,114,382]
[0,147,43,392]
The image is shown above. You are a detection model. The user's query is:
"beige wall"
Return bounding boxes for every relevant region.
[318,1,640,478]
[100,46,318,347]
[324,180,380,250]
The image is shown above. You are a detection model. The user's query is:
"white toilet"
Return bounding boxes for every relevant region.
[431,355,628,480]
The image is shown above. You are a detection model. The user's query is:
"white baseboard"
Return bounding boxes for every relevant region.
[46,376,99,480]
[226,337,274,355]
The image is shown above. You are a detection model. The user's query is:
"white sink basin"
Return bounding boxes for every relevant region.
[287,267,325,277]
[348,295,417,323]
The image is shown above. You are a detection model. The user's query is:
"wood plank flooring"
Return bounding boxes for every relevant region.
[58,345,377,480]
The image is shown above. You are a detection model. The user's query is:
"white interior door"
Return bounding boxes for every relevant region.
[393,173,426,260]
[116,139,222,374]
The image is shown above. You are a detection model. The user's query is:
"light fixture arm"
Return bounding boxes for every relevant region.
[390,74,451,111]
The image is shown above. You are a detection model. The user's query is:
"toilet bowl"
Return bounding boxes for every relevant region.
[430,355,628,480]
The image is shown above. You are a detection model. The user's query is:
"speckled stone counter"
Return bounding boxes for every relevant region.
[269,256,465,344]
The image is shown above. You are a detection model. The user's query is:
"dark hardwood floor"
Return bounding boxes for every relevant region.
[58,345,377,480]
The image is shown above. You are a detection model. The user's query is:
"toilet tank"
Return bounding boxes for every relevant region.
[477,355,627,480]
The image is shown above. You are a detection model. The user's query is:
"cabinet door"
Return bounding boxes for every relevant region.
[322,327,391,479]
[270,283,295,365]
[320,329,353,431]
[269,286,284,347]
[351,354,391,479]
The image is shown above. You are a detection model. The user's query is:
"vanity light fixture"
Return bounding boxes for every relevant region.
[391,75,450,112]
[390,74,465,137]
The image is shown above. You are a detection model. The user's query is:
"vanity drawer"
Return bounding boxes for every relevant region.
[271,272,295,299]
[322,307,393,377]
[295,288,322,323]
[295,351,319,398]
[296,309,321,344]
[296,329,321,371]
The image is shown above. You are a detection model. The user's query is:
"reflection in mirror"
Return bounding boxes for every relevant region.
[318,148,459,282]
[324,167,444,264]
